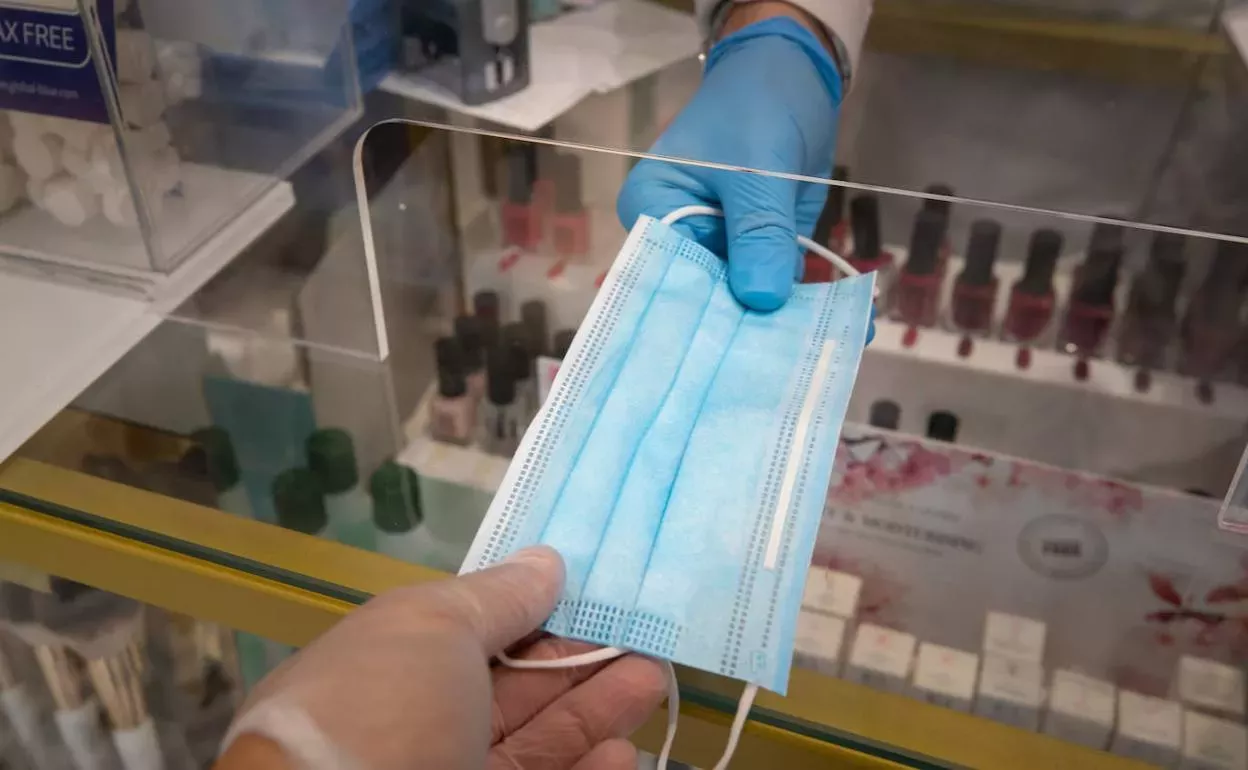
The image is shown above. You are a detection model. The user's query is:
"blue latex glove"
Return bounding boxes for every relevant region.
[618,18,843,313]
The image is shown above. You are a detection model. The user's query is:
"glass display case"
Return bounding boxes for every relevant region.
[0,0,362,295]
[0,116,1244,769]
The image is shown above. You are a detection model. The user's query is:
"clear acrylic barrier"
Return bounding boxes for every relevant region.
[8,124,1248,768]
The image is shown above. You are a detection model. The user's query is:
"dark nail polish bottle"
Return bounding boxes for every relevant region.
[1059,223,1124,372]
[452,316,487,400]
[521,300,549,357]
[1179,241,1248,401]
[501,145,542,250]
[553,329,576,360]
[926,411,959,443]
[949,219,1001,350]
[869,400,901,430]
[848,194,896,303]
[893,208,944,330]
[1002,229,1062,370]
[534,137,557,217]
[504,322,537,416]
[480,346,522,457]
[923,184,954,277]
[552,154,590,260]
[803,168,849,284]
[1117,232,1185,391]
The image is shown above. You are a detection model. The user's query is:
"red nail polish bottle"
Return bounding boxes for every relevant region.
[1002,229,1061,369]
[848,194,896,305]
[1116,232,1185,389]
[1059,223,1124,369]
[893,208,945,330]
[949,219,1001,346]
[1179,242,1248,399]
[804,166,850,283]
[501,146,543,250]
[552,154,590,260]
[923,184,954,278]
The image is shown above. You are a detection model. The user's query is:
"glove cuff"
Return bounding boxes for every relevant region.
[221,697,366,770]
[705,17,844,107]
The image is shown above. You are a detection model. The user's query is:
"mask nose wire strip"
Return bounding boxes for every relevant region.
[496,204,831,769]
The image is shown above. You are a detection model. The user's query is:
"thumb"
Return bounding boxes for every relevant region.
[429,546,565,656]
[720,173,801,312]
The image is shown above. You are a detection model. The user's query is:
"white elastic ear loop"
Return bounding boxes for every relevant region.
[659,204,862,278]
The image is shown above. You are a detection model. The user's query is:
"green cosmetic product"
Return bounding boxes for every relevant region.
[191,428,250,518]
[370,462,460,571]
[307,430,377,551]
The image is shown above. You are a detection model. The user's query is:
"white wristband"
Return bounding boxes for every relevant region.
[221,699,365,770]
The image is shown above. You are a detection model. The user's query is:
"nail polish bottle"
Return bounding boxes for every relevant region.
[869,400,901,430]
[272,468,328,537]
[1002,229,1062,370]
[480,347,522,457]
[804,166,850,284]
[923,184,955,276]
[1179,242,1248,402]
[1117,232,1186,392]
[307,429,377,551]
[504,322,537,416]
[473,290,501,345]
[553,328,576,360]
[552,154,590,261]
[430,362,475,446]
[949,219,1001,354]
[453,316,487,400]
[534,139,557,216]
[501,145,542,250]
[848,194,895,303]
[521,299,549,357]
[893,208,945,332]
[1059,223,1124,377]
[190,427,251,519]
[927,411,959,443]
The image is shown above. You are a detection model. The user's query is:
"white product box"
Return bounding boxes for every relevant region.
[983,611,1047,663]
[845,623,916,694]
[1112,690,1183,767]
[793,611,846,677]
[1177,656,1246,717]
[802,568,862,618]
[974,654,1045,730]
[1182,710,1248,770]
[1043,670,1116,750]
[911,643,978,712]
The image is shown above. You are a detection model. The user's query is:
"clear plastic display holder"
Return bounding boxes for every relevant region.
[0,0,362,296]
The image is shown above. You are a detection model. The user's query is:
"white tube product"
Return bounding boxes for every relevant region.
[13,131,63,181]
[54,700,112,770]
[43,175,101,227]
[112,717,164,770]
[1,684,53,770]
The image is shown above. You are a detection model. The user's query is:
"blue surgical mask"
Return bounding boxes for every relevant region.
[463,209,873,767]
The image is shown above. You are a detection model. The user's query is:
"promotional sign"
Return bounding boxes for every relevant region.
[816,426,1248,696]
[0,0,115,122]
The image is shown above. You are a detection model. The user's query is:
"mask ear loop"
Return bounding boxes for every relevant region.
[498,203,832,769]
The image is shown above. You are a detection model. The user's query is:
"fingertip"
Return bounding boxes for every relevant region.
[730,270,793,312]
[727,228,798,312]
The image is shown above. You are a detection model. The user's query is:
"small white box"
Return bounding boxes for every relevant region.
[974,655,1045,730]
[1178,656,1246,717]
[983,611,1047,663]
[1043,670,1116,750]
[911,643,978,712]
[793,611,846,677]
[845,623,916,694]
[802,568,862,618]
[1183,710,1248,769]
[1112,691,1183,767]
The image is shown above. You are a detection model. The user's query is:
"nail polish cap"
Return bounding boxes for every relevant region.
[435,336,463,371]
[1073,224,1124,305]
[922,184,954,220]
[554,153,583,214]
[926,411,959,443]
[473,290,500,323]
[273,468,327,535]
[506,145,534,205]
[869,400,901,430]
[1018,229,1062,295]
[370,461,421,533]
[487,346,516,405]
[1131,233,1186,314]
[504,322,533,380]
[1200,241,1248,318]
[905,209,944,276]
[437,363,467,399]
[813,167,849,245]
[553,329,576,359]
[521,300,548,356]
[850,195,880,259]
[960,219,1001,286]
[307,428,359,494]
[189,427,240,491]
[453,316,486,369]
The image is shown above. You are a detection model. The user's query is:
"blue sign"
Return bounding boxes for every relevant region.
[0,0,115,123]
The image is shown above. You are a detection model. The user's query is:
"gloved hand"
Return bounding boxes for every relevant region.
[618,17,843,312]
[219,547,666,770]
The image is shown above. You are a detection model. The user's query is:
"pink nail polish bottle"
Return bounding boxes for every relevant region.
[1116,232,1185,392]
[1059,223,1123,379]
[1002,229,1061,370]
[948,219,1001,354]
[893,209,945,331]
[848,194,896,307]
[429,363,475,446]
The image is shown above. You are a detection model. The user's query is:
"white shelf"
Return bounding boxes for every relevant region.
[380,0,699,132]
[0,178,295,464]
